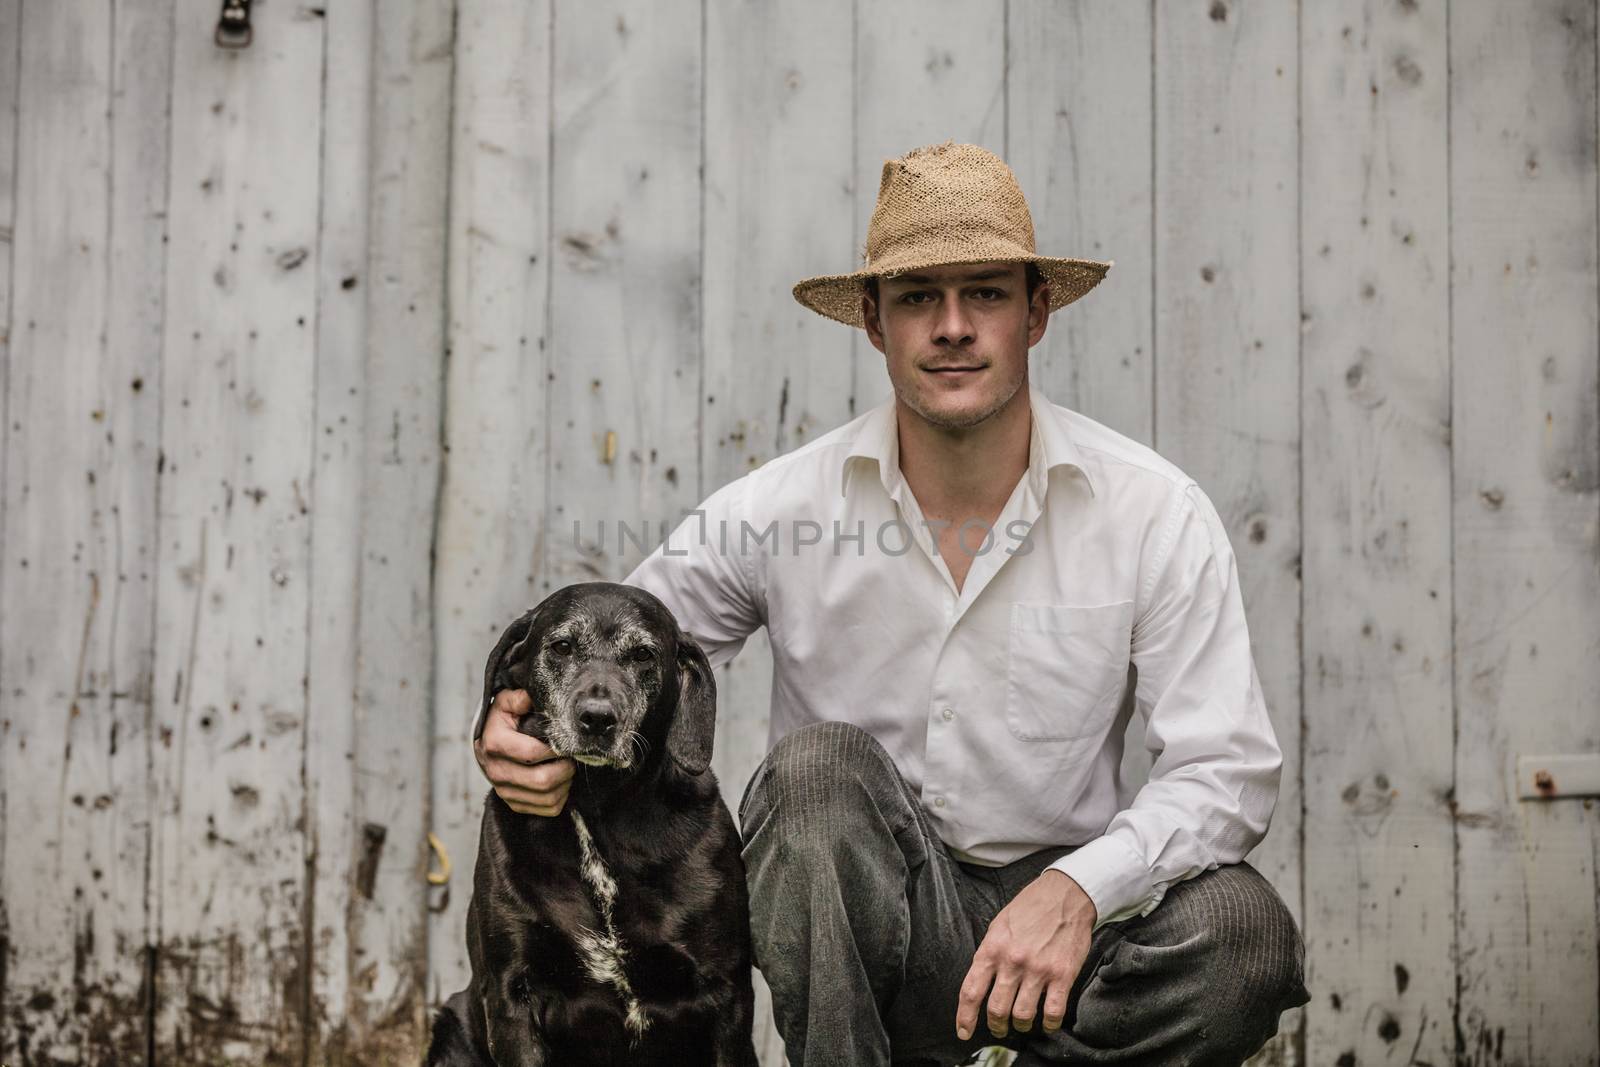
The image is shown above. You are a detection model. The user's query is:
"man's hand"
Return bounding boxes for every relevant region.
[473,689,575,816]
[956,869,1096,1042]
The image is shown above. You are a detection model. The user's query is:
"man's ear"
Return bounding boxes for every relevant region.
[667,631,717,776]
[862,287,888,355]
[476,610,537,741]
[1027,279,1051,348]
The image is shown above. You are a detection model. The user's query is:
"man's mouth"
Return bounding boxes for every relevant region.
[924,364,986,379]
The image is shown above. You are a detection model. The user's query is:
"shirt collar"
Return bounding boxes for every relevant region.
[840,387,1097,500]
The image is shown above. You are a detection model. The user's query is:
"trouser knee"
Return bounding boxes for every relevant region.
[738,720,896,844]
[1153,863,1309,1059]
[1189,864,1307,1012]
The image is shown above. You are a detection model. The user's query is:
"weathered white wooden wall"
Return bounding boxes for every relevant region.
[3,2,1597,1065]
[1,1,454,1062]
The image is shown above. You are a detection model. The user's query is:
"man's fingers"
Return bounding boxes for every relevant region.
[495,777,571,812]
[489,731,547,766]
[525,756,575,790]
[483,752,574,792]
[954,957,995,1042]
[1010,973,1047,1033]
[1041,980,1070,1033]
[481,692,558,767]
[492,688,532,716]
[476,688,570,817]
[496,784,568,817]
[954,872,1092,1042]
[480,711,575,819]
[985,966,1021,1040]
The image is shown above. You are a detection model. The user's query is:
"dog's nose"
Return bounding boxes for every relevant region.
[575,698,618,737]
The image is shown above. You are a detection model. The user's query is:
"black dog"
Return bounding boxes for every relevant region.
[425,582,759,1067]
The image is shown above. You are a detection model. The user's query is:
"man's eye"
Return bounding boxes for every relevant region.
[629,647,655,663]
[973,288,1005,301]
[900,291,934,305]
[550,640,574,657]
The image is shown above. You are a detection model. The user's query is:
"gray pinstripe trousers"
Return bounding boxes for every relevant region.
[738,721,1309,1067]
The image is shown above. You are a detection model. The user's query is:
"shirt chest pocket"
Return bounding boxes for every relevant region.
[1004,601,1135,742]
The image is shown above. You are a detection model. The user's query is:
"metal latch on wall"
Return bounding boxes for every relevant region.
[1516,754,1600,800]
[215,0,252,49]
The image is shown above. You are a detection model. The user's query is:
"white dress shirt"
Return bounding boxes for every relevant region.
[564,387,1279,927]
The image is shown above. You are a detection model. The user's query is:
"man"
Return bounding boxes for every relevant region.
[474,142,1309,1065]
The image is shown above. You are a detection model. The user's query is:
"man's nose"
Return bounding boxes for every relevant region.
[933,295,974,347]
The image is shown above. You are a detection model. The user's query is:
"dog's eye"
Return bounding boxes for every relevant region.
[629,647,655,663]
[549,639,574,657]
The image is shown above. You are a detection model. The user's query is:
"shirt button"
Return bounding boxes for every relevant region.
[934,797,946,808]
[941,707,955,722]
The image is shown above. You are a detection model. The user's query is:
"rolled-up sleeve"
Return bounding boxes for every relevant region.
[1049,481,1282,928]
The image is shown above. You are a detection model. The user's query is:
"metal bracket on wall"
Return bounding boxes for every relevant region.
[426,831,452,886]
[215,0,252,49]
[1516,754,1600,800]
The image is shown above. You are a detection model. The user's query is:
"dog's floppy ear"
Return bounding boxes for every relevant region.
[474,610,538,741]
[667,631,717,776]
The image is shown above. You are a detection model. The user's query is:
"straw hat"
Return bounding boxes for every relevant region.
[792,142,1113,328]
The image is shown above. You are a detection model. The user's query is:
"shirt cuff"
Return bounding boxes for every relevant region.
[1047,835,1156,930]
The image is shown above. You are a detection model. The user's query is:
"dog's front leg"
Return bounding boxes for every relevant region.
[481,972,551,1067]
[714,1028,761,1067]
[712,985,761,1067]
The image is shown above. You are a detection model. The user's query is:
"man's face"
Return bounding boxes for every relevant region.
[862,262,1049,431]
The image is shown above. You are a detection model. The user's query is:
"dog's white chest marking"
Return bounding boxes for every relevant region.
[569,810,649,1040]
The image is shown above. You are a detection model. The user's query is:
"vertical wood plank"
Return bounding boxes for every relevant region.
[1006,0,1157,798]
[543,0,704,592]
[1153,1,1303,1061]
[0,8,115,1058]
[307,0,456,1059]
[100,0,178,1058]
[428,0,552,1001]
[1300,2,1455,1063]
[1007,1,1154,445]
[304,0,372,1055]
[703,2,856,1060]
[149,2,326,1060]
[852,0,1006,413]
[1450,2,1600,1062]
[0,0,171,1060]
[0,0,15,1036]
[343,1,454,1058]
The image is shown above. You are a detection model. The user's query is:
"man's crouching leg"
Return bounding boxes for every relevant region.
[738,721,986,1067]
[1014,861,1310,1066]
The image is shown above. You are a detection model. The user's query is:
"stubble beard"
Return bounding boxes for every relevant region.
[897,362,1027,432]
